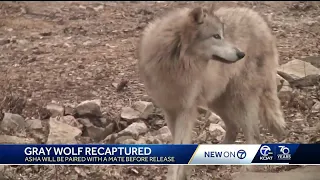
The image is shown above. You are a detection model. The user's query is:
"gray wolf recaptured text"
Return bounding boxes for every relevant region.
[138,4,286,180]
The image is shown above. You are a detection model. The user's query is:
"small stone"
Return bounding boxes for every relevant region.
[118,120,128,130]
[316,122,320,132]
[78,118,113,141]
[277,74,285,88]
[112,82,118,88]
[86,126,107,141]
[208,123,226,141]
[25,119,44,144]
[47,117,81,144]
[17,39,28,45]
[196,131,207,143]
[99,118,108,126]
[278,90,293,103]
[192,131,198,139]
[289,74,320,88]
[130,168,139,175]
[118,122,148,139]
[154,119,164,126]
[312,101,320,113]
[209,123,225,133]
[120,107,140,120]
[104,123,115,137]
[40,32,52,36]
[78,118,92,127]
[83,41,92,46]
[141,95,153,102]
[75,167,87,177]
[154,126,172,143]
[30,131,47,144]
[208,112,222,124]
[115,136,136,144]
[157,126,171,135]
[116,80,128,92]
[0,113,26,133]
[46,103,64,117]
[75,99,102,117]
[79,5,86,9]
[64,104,75,115]
[277,74,291,92]
[132,101,154,119]
[280,85,293,93]
[197,106,209,115]
[301,56,320,68]
[278,76,293,102]
[151,138,162,144]
[59,116,83,129]
[217,120,226,130]
[0,38,10,45]
[25,168,33,173]
[32,165,39,172]
[153,176,163,180]
[145,136,155,144]
[93,5,104,11]
[26,119,42,130]
[136,138,147,144]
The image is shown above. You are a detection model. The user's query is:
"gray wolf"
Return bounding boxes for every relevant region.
[138,5,286,180]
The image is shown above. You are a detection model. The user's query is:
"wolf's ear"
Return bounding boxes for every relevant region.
[189,7,206,24]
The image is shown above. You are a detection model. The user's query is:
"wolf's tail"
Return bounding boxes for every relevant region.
[259,88,287,141]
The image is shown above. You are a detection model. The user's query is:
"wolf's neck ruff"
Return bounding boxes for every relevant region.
[151,9,216,73]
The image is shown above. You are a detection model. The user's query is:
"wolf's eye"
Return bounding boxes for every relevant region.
[213,34,221,39]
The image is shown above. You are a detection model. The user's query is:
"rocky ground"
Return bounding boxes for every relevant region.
[0,1,319,180]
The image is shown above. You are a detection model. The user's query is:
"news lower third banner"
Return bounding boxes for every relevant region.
[0,144,320,165]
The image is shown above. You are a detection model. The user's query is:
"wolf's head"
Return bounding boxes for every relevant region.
[181,6,245,63]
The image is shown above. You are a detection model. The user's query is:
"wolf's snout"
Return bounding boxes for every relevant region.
[236,51,245,59]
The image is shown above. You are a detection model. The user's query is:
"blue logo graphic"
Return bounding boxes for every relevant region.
[277,146,291,160]
[237,149,246,159]
[279,146,290,154]
[259,145,273,160]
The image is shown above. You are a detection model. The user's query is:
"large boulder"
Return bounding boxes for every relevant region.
[46,103,64,117]
[132,101,154,119]
[47,117,81,144]
[75,99,102,117]
[0,113,26,133]
[278,59,320,81]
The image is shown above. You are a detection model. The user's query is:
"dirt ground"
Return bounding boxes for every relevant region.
[0,1,319,180]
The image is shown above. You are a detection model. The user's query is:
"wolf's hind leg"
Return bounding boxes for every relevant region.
[236,94,261,172]
[210,91,261,172]
[237,95,261,144]
[209,95,240,144]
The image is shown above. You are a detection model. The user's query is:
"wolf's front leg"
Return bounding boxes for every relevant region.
[165,107,197,180]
